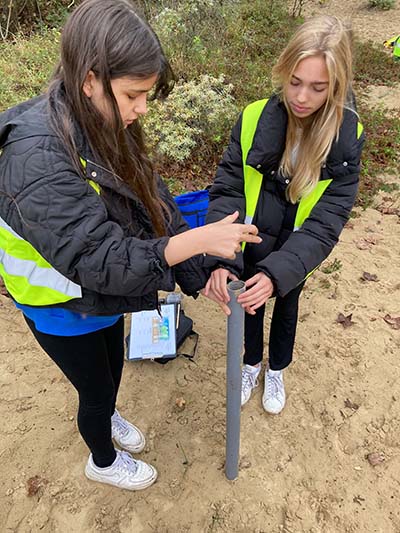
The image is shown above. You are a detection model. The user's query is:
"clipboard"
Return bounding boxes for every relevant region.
[127,303,177,361]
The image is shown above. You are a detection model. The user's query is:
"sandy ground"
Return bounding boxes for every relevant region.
[304,0,400,43]
[1,2,400,532]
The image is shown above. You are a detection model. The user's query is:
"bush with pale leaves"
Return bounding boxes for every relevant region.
[144,75,237,162]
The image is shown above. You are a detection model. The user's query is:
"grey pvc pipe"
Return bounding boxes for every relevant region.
[225,280,246,480]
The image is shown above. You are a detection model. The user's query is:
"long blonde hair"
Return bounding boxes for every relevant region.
[272,15,353,203]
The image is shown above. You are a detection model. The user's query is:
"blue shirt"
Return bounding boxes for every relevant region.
[16,303,122,336]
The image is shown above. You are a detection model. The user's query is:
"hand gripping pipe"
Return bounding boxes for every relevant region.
[225,280,246,480]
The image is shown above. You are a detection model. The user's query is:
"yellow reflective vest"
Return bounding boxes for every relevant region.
[241,99,363,250]
[0,160,99,306]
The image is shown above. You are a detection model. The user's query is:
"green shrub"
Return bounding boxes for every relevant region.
[151,0,231,78]
[367,0,395,9]
[0,29,60,111]
[0,0,72,38]
[144,74,238,162]
[150,0,298,108]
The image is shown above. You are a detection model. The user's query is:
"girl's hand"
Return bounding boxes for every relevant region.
[200,287,231,315]
[164,212,261,267]
[203,268,238,304]
[237,272,274,315]
[201,211,261,259]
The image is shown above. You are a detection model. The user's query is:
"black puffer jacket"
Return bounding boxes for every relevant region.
[0,92,208,315]
[206,95,364,297]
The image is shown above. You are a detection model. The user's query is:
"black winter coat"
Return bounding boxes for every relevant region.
[0,91,208,315]
[206,95,364,297]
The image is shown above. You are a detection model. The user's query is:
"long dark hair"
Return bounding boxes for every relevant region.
[48,0,175,236]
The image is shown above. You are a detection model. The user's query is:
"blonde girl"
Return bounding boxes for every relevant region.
[205,15,364,414]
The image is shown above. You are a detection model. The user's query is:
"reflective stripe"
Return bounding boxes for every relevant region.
[0,216,81,305]
[80,156,101,194]
[88,180,101,194]
[0,217,23,238]
[0,251,82,304]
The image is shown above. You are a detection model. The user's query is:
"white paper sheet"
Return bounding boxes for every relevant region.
[128,304,176,360]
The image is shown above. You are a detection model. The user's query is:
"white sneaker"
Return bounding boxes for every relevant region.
[241,364,261,406]
[111,409,145,453]
[262,369,286,414]
[85,449,157,491]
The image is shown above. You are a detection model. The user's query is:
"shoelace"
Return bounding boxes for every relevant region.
[266,373,282,398]
[242,368,259,394]
[112,412,129,438]
[116,451,138,475]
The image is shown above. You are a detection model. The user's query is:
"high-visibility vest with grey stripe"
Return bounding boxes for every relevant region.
[0,166,100,306]
[241,99,363,253]
[0,216,82,305]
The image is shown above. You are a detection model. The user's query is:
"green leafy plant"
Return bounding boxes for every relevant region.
[144,74,237,162]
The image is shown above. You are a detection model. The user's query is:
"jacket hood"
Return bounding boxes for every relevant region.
[0,95,52,149]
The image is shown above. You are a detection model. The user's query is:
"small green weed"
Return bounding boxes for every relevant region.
[378,182,400,193]
[321,259,342,275]
[367,0,396,9]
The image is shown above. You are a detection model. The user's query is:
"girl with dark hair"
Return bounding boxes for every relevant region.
[205,16,364,416]
[0,0,260,491]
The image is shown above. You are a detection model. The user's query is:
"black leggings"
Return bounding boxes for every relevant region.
[24,315,125,468]
[244,282,304,370]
